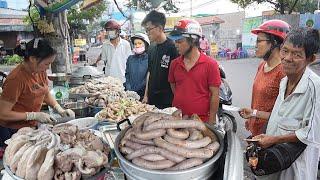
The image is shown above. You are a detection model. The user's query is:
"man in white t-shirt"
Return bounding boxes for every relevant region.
[92,19,131,82]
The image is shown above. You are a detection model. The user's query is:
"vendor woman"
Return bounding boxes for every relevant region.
[0,38,75,147]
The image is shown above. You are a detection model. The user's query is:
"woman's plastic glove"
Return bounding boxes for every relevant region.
[26,112,54,124]
[53,104,76,118]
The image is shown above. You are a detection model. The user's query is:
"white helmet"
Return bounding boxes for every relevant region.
[169,18,202,41]
[130,33,150,46]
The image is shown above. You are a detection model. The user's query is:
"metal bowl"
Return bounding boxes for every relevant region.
[64,101,89,118]
[48,73,72,82]
[114,124,224,180]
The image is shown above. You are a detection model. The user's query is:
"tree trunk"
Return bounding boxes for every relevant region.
[46,11,72,74]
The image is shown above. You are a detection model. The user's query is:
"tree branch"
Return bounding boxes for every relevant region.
[289,0,299,14]
[265,0,278,6]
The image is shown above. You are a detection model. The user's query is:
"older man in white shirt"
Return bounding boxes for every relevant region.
[93,19,131,82]
[240,28,320,180]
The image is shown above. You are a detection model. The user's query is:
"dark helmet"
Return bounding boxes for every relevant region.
[105,19,121,30]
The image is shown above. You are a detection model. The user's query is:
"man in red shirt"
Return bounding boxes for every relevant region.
[168,19,221,124]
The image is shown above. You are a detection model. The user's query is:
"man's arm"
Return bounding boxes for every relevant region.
[253,133,299,149]
[95,54,102,64]
[170,83,175,93]
[142,72,150,103]
[208,86,219,125]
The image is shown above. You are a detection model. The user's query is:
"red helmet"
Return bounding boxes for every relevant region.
[169,19,202,41]
[105,19,121,30]
[251,19,290,40]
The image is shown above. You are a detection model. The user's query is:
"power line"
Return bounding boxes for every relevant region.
[179,0,218,13]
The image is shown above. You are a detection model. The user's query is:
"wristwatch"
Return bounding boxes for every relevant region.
[252,109,258,118]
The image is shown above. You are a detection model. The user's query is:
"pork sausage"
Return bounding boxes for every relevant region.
[167,129,189,140]
[135,129,166,141]
[126,146,185,163]
[132,158,175,170]
[130,136,155,145]
[167,158,203,171]
[154,137,214,159]
[164,135,211,149]
[140,154,166,161]
[124,140,147,150]
[120,146,134,155]
[205,141,220,156]
[145,120,207,131]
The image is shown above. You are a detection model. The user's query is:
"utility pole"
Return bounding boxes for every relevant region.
[190,0,192,17]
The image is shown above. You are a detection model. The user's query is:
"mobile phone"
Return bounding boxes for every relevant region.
[243,138,260,142]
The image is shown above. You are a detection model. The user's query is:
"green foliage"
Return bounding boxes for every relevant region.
[67,1,107,34]
[23,1,107,35]
[23,6,40,25]
[128,0,179,13]
[3,55,23,65]
[230,0,318,14]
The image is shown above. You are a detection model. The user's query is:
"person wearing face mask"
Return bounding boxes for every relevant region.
[0,38,75,148]
[124,33,150,99]
[92,19,131,82]
[239,20,290,136]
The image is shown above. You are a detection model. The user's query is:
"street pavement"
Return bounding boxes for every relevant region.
[219,57,261,180]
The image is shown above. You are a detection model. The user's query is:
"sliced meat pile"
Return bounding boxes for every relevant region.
[4,124,110,180]
[96,98,155,122]
[119,112,220,171]
[69,76,140,107]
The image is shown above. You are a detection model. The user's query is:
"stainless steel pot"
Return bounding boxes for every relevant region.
[47,73,72,82]
[114,125,224,180]
[64,101,89,118]
[70,65,103,87]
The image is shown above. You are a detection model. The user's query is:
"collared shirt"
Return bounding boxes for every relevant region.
[258,68,320,180]
[124,53,148,98]
[0,64,48,129]
[168,53,221,121]
[101,38,131,82]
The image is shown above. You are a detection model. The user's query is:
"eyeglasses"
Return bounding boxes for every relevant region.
[175,38,186,43]
[145,26,158,33]
[256,39,270,43]
[280,48,305,60]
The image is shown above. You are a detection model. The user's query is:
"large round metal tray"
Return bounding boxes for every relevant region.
[2,128,113,180]
[114,124,224,180]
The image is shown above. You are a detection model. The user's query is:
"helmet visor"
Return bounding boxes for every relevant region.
[169,29,185,41]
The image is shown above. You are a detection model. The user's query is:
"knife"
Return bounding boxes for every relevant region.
[50,116,75,124]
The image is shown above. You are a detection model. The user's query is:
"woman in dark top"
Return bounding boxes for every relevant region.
[124,33,150,99]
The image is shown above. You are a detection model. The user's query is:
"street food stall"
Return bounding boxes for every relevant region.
[1,65,243,179]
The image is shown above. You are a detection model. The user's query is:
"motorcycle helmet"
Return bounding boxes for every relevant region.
[130,33,150,46]
[251,19,290,41]
[105,19,121,30]
[251,19,290,60]
[169,18,202,41]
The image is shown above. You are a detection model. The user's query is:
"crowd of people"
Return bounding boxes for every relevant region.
[0,9,319,180]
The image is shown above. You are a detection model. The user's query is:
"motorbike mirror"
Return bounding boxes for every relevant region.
[219,67,226,79]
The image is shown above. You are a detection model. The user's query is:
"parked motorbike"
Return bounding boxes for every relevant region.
[217,65,237,133]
